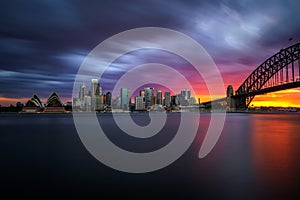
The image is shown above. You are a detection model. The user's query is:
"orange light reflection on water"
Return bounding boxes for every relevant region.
[250,114,300,196]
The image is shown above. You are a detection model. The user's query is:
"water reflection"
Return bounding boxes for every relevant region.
[251,114,300,198]
[1,113,299,198]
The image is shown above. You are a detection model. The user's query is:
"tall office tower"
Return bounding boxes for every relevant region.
[95,95,103,111]
[102,93,105,110]
[91,79,99,110]
[135,96,145,111]
[79,82,86,102]
[121,88,129,110]
[112,96,121,109]
[144,87,154,107]
[102,93,106,105]
[84,96,92,111]
[94,82,103,111]
[128,90,132,104]
[175,94,183,105]
[106,92,112,106]
[164,92,171,107]
[95,83,101,96]
[181,89,191,100]
[188,97,196,106]
[156,90,162,105]
[171,95,179,106]
[151,96,156,106]
[140,90,145,99]
[87,90,92,97]
[91,79,99,95]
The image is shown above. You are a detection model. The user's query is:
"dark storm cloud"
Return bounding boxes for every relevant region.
[183,0,300,62]
[0,0,299,103]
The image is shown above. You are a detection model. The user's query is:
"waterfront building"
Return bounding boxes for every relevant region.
[95,94,104,111]
[121,88,129,110]
[151,96,156,106]
[25,94,43,107]
[140,90,145,99]
[79,82,86,102]
[188,97,197,106]
[181,89,191,100]
[43,92,66,113]
[73,97,81,110]
[112,96,121,109]
[135,96,145,111]
[91,79,100,110]
[91,79,99,95]
[144,87,154,107]
[177,93,186,106]
[171,95,179,106]
[84,96,92,111]
[106,92,112,106]
[156,90,162,105]
[164,92,171,107]
[21,94,43,113]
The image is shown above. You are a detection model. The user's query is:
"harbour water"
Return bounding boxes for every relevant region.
[0,113,299,199]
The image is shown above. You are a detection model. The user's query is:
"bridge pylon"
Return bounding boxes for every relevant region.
[234,95,254,110]
[226,85,236,111]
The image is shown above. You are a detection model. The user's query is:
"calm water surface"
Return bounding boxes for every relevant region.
[0,113,299,199]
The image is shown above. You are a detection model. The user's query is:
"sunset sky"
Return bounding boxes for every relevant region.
[0,0,300,106]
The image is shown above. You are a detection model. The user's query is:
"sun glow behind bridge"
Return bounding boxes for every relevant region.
[251,89,300,107]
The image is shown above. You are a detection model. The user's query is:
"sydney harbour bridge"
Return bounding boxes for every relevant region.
[205,42,300,109]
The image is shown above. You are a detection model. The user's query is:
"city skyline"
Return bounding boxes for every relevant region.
[72,79,198,112]
[6,77,203,111]
[1,0,300,107]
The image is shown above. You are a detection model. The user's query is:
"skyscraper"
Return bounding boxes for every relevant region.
[95,94,104,111]
[135,96,145,111]
[112,96,121,109]
[121,88,129,110]
[140,90,145,99]
[84,96,91,111]
[91,79,98,110]
[156,90,162,105]
[188,97,196,106]
[164,92,171,107]
[95,83,101,96]
[91,79,99,96]
[79,82,86,102]
[144,87,154,107]
[181,89,191,100]
[106,92,112,106]
[171,95,179,106]
[151,96,156,106]
[128,90,132,104]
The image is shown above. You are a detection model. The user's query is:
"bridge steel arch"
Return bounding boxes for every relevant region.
[235,42,300,109]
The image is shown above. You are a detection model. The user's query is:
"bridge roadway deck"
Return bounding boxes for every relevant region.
[235,81,300,97]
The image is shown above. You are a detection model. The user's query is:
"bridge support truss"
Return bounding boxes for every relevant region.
[234,42,300,109]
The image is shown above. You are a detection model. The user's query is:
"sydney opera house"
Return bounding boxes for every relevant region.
[21,92,66,113]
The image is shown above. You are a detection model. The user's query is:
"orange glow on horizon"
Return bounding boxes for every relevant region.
[250,89,300,108]
[0,97,31,106]
[1,88,299,107]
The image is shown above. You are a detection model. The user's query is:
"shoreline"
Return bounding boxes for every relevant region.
[1,110,299,115]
